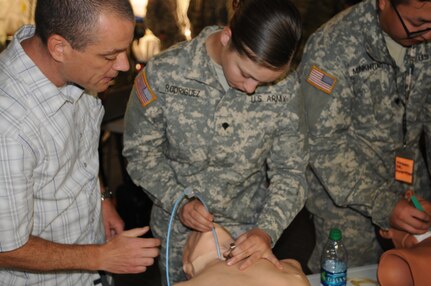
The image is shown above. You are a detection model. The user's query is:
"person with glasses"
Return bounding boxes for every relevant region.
[297,0,431,272]
[388,0,431,41]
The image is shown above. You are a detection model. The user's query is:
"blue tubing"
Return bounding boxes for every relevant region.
[166,189,221,286]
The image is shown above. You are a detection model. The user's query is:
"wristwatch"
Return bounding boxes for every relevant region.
[101,189,114,201]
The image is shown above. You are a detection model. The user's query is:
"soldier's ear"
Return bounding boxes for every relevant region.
[377,0,389,12]
[220,27,232,47]
[47,34,72,63]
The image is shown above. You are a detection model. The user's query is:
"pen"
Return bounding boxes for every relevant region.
[410,194,425,212]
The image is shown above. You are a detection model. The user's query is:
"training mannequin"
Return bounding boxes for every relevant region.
[175,225,310,286]
[378,198,431,286]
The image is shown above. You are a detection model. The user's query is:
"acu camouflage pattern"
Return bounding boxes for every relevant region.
[123,26,308,284]
[298,0,431,272]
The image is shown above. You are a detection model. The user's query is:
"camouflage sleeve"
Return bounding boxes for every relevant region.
[422,94,431,178]
[123,63,186,212]
[255,75,309,244]
[298,33,399,229]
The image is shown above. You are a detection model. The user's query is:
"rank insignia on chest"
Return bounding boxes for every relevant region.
[134,71,157,107]
[306,65,337,95]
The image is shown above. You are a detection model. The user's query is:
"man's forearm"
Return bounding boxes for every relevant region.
[0,235,101,272]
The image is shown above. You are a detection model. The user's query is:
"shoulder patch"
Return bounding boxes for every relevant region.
[306,65,336,95]
[134,71,157,107]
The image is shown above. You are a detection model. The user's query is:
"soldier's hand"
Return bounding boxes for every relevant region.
[225,228,282,271]
[99,227,160,274]
[390,198,430,234]
[179,199,214,232]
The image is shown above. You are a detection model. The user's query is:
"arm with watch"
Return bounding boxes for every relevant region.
[100,181,125,240]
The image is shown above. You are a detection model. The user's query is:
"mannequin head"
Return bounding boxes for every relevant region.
[182,224,234,278]
[178,224,311,286]
[378,237,431,286]
[378,198,431,286]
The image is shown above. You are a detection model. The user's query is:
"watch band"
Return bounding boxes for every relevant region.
[101,189,114,201]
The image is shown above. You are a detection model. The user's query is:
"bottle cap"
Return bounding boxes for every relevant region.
[329,228,342,241]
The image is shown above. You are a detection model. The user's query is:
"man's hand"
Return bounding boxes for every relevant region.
[99,227,160,274]
[224,228,282,271]
[390,198,430,234]
[179,199,213,232]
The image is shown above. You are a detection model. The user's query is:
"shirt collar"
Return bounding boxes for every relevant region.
[184,26,225,91]
[10,25,84,117]
[360,0,394,64]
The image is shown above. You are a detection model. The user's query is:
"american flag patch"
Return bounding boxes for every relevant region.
[135,71,157,107]
[306,65,336,94]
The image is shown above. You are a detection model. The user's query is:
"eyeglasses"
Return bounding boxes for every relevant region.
[390,0,431,39]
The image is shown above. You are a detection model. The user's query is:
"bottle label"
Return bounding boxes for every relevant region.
[320,268,347,286]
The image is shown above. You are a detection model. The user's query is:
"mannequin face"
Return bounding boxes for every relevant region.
[182,225,234,278]
[378,0,431,47]
[180,227,310,286]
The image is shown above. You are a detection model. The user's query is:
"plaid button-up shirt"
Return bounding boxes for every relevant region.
[0,25,105,285]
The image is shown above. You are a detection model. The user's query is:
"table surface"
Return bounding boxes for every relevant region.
[306,264,379,286]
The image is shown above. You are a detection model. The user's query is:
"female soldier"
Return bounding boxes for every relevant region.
[123,0,306,284]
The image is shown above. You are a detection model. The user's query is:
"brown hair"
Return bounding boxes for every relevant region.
[35,0,134,51]
[229,0,302,70]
